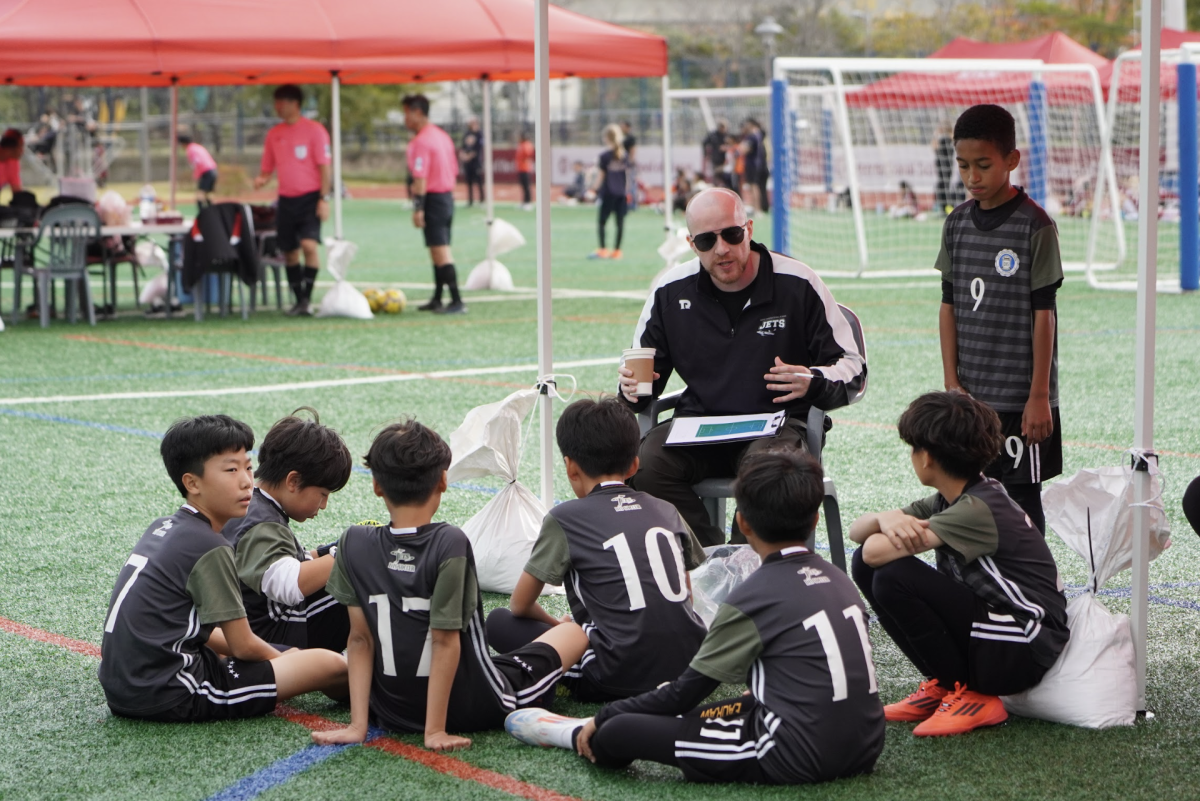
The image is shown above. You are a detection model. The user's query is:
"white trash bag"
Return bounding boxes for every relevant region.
[689,544,761,627]
[1002,462,1171,728]
[448,388,546,593]
[135,241,170,306]
[317,239,373,319]
[467,218,526,291]
[650,226,694,287]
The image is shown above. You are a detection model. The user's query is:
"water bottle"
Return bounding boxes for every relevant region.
[139,184,157,223]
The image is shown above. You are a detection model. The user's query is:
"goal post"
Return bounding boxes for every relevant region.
[767,57,1121,278]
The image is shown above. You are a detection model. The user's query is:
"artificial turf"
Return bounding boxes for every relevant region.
[2,200,1199,800]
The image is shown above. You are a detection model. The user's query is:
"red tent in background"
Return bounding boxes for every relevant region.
[1111,28,1200,102]
[1160,27,1200,48]
[0,0,667,86]
[846,32,1111,109]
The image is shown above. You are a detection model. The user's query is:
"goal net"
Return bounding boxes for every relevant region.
[768,57,1121,278]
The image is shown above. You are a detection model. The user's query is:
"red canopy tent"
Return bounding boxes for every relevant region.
[846,32,1111,108]
[0,0,666,85]
[1110,28,1200,102]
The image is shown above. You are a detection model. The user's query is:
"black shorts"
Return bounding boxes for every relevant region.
[491,641,564,707]
[422,191,454,248]
[966,596,1052,696]
[276,191,322,252]
[985,408,1063,485]
[197,169,217,193]
[116,650,277,722]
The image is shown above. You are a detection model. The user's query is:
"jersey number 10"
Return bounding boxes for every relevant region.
[603,528,689,611]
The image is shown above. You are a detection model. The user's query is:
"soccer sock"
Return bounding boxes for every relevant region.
[286,265,303,303]
[301,267,319,303]
[430,264,444,303]
[440,264,462,304]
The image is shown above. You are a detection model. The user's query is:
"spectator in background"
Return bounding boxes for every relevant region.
[459,118,484,207]
[889,181,919,219]
[0,129,24,199]
[933,120,959,215]
[178,133,218,207]
[516,131,535,211]
[563,160,589,204]
[703,119,729,186]
[588,124,629,261]
[739,119,769,214]
[30,109,62,173]
[620,120,638,209]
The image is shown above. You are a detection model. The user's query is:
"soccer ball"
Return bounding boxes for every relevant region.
[363,287,385,312]
[382,288,407,314]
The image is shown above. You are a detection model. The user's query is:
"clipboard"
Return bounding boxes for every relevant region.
[664,411,787,446]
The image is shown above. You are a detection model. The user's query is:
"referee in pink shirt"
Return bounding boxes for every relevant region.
[254,85,332,317]
[403,94,465,314]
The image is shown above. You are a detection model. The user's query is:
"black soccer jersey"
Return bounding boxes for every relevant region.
[525,483,707,696]
[688,547,884,784]
[99,506,258,717]
[223,488,331,647]
[327,522,539,733]
[935,188,1063,413]
[904,476,1069,669]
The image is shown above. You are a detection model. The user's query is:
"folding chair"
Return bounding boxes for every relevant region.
[28,204,102,328]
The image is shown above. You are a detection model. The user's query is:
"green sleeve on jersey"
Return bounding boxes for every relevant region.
[234,522,299,594]
[926,494,1000,563]
[430,556,477,631]
[935,226,952,281]
[524,515,571,586]
[325,531,359,607]
[1030,224,1064,291]
[186,547,247,625]
[680,518,706,571]
[902,493,940,520]
[689,603,763,684]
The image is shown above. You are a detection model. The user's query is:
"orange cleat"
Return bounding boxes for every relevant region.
[912,683,1008,737]
[610,249,623,259]
[884,678,949,722]
[587,248,611,260]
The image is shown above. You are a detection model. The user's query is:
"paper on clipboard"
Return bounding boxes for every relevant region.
[665,411,788,446]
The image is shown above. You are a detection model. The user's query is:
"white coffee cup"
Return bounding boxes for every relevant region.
[621,347,656,397]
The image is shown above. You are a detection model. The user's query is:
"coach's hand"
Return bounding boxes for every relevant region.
[1023,395,1053,445]
[765,357,813,403]
[575,718,598,762]
[413,210,426,229]
[618,365,659,404]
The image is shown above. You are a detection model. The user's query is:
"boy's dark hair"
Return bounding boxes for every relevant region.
[255,407,352,492]
[953,104,1016,155]
[897,391,1004,480]
[273,84,303,104]
[734,448,824,543]
[161,415,255,498]
[176,133,193,146]
[555,396,639,479]
[364,419,451,506]
[0,129,22,149]
[401,94,430,116]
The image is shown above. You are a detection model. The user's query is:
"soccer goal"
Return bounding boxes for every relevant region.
[662,86,773,198]
[768,57,1122,278]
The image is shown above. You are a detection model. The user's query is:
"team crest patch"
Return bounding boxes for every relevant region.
[798,566,830,585]
[611,494,642,512]
[294,145,308,160]
[756,315,787,336]
[994,249,1020,277]
[388,547,416,573]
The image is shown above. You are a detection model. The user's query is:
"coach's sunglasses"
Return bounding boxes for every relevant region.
[691,223,748,252]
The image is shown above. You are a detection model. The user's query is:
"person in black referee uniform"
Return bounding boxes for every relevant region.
[849,391,1068,737]
[618,187,866,546]
[506,448,885,785]
[459,118,484,206]
[99,415,347,722]
[487,397,708,701]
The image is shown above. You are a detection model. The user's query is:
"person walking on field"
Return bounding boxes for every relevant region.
[254,85,331,317]
[516,131,535,210]
[404,94,466,315]
[588,124,630,261]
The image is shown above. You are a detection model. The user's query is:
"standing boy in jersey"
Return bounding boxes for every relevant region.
[223,408,353,652]
[938,103,1063,534]
[178,133,218,207]
[254,84,332,317]
[507,449,884,786]
[486,397,707,701]
[849,391,1068,737]
[312,420,588,752]
[403,94,466,315]
[99,415,347,722]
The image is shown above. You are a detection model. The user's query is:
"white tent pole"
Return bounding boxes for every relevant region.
[139,87,151,184]
[168,81,178,210]
[662,74,673,231]
[331,72,344,239]
[534,0,554,508]
[483,79,495,227]
[1132,0,1162,714]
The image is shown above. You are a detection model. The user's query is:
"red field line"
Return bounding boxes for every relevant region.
[0,616,101,658]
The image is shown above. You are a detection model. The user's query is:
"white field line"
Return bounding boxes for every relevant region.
[0,357,620,406]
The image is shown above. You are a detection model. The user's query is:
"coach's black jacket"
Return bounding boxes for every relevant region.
[621,241,865,420]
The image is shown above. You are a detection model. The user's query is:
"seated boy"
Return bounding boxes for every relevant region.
[848,391,1069,737]
[99,415,348,722]
[312,420,589,752]
[223,408,353,652]
[486,397,707,701]
[506,449,885,786]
